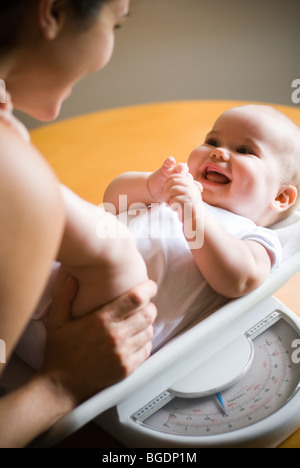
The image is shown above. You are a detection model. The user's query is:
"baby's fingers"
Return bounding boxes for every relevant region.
[173,163,189,175]
[163,185,190,208]
[164,173,192,191]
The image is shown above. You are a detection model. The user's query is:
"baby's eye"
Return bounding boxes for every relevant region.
[205,138,219,147]
[237,146,253,155]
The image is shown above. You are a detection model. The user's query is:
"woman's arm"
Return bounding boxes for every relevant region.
[0,126,67,447]
[0,125,65,361]
[0,278,157,447]
[0,369,75,448]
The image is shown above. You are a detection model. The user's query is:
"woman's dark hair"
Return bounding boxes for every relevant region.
[71,0,112,19]
[0,0,112,53]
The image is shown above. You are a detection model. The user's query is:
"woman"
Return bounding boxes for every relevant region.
[0,0,157,447]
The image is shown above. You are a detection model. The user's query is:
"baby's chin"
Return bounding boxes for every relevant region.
[201,191,226,209]
[201,193,249,219]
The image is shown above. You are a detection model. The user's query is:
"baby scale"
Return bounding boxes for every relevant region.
[96,296,300,448]
[30,252,300,448]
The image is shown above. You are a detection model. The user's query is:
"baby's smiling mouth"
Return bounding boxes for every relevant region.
[202,165,232,185]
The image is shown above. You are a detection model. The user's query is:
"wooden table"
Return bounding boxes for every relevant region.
[31,100,300,448]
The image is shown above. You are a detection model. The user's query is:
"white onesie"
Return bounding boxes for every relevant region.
[122,202,282,352]
[16,202,282,368]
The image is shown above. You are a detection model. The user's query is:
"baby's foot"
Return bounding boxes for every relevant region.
[160,156,177,176]
[148,157,177,202]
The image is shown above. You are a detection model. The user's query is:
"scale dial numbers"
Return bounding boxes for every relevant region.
[134,317,300,437]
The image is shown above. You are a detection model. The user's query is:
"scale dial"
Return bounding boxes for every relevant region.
[132,313,300,437]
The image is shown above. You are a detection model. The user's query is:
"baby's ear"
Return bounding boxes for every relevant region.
[272,185,298,212]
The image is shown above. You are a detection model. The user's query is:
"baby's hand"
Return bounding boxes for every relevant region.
[148,157,193,202]
[163,170,203,224]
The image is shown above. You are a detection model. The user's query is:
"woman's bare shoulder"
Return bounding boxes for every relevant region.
[0,120,63,225]
[0,120,60,198]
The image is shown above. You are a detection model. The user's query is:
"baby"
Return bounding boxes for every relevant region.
[103,105,300,350]
[16,104,300,367]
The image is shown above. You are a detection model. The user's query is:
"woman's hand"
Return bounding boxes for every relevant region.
[40,276,157,405]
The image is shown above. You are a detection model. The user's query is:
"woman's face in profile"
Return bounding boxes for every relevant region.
[59,0,131,102]
[10,0,130,121]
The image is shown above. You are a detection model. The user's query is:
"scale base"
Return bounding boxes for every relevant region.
[96,297,300,448]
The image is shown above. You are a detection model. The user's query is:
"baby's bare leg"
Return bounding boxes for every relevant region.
[59,207,148,318]
[17,211,148,369]
[16,189,149,370]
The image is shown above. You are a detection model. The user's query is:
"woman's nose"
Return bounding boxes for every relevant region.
[210,147,230,162]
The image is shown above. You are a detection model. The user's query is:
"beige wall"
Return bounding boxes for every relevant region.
[18,0,300,129]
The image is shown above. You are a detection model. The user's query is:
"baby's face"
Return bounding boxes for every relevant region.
[187,106,293,226]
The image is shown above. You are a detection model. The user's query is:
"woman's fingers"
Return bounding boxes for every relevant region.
[43,280,157,402]
[48,276,78,329]
[126,300,157,338]
[101,280,157,322]
[120,337,153,376]
[105,300,157,377]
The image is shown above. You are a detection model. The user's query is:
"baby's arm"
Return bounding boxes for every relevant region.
[164,174,273,298]
[103,157,186,214]
[57,186,148,317]
[103,171,153,214]
[190,211,272,298]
